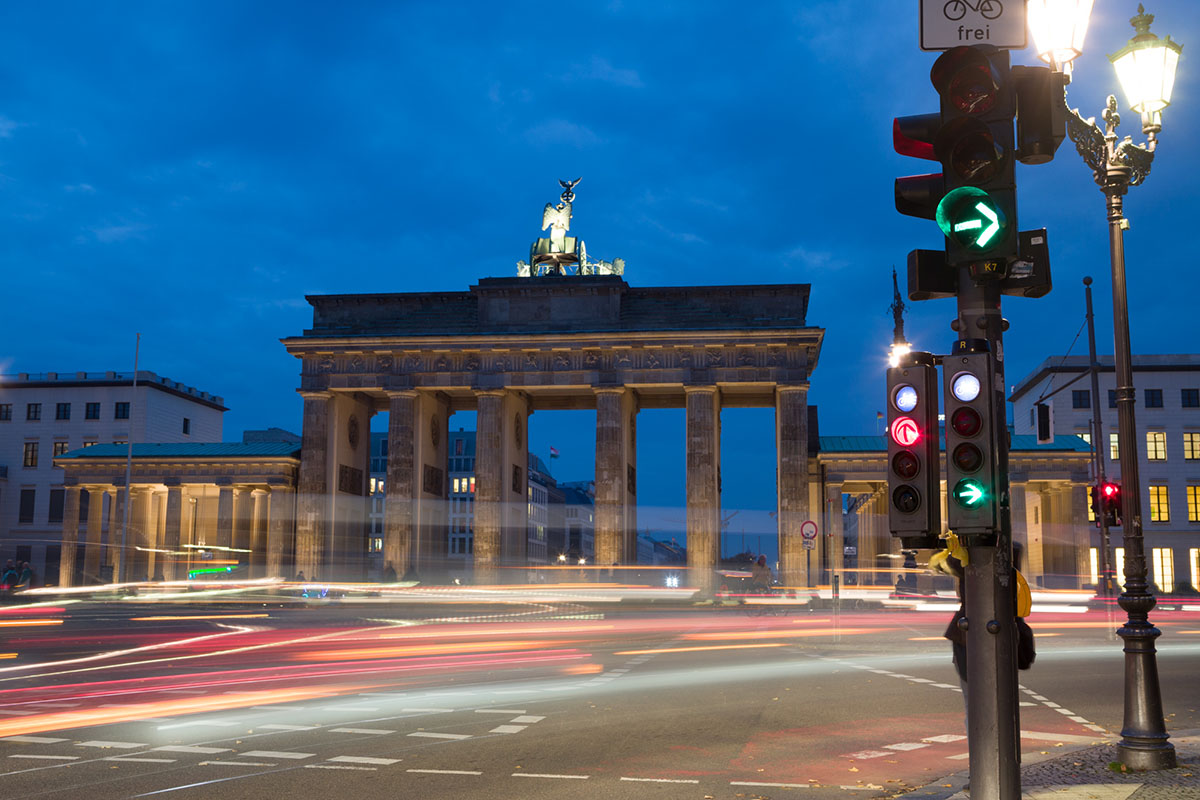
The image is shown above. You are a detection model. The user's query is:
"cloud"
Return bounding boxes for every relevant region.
[782,245,845,271]
[568,56,643,88]
[0,116,19,138]
[88,222,149,243]
[523,118,603,148]
[64,183,96,193]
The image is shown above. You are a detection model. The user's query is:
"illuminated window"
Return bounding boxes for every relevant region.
[1109,433,1120,461]
[367,536,383,553]
[1077,431,1091,445]
[452,478,460,493]
[1087,497,1095,523]
[1185,433,1200,461]
[1146,431,1167,461]
[1188,486,1200,523]
[1191,549,1200,593]
[1115,548,1125,589]
[1151,548,1174,593]
[1148,485,1170,522]
[1088,548,1099,585]
[469,477,475,493]
[53,441,70,457]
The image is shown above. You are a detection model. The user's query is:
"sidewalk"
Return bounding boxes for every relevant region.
[907,730,1200,799]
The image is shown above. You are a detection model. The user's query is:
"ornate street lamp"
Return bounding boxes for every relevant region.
[1028,0,1095,74]
[1029,3,1183,771]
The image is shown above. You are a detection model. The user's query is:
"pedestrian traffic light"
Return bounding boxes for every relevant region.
[887,351,941,548]
[1101,481,1122,527]
[943,348,998,536]
[930,45,1018,269]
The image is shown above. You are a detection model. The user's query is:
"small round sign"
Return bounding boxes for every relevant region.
[800,520,818,540]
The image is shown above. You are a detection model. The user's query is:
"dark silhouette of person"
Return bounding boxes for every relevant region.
[750,555,773,593]
[382,562,398,582]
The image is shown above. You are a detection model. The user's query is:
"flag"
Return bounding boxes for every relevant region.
[876,411,884,420]
[549,446,560,458]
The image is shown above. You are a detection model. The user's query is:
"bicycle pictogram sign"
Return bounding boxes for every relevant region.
[943,0,1003,20]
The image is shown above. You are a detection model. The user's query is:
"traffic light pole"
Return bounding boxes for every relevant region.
[1083,276,1117,612]
[954,270,1021,800]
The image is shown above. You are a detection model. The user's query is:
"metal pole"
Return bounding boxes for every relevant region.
[1104,175,1176,770]
[956,267,1021,800]
[119,333,141,585]
[1083,278,1117,623]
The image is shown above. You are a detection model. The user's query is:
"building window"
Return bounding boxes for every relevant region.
[52,441,70,457]
[0,403,10,421]
[1192,549,1200,594]
[1189,486,1200,523]
[18,489,36,523]
[367,536,383,553]
[48,489,65,524]
[1146,431,1167,461]
[182,417,191,435]
[85,402,100,420]
[23,441,38,468]
[1088,548,1099,586]
[1145,389,1163,408]
[1186,433,1200,461]
[26,403,41,421]
[1072,390,1090,409]
[1109,433,1119,461]
[55,403,70,420]
[1108,390,1117,409]
[1077,431,1091,445]
[1151,548,1175,593]
[455,439,464,456]
[1184,389,1200,408]
[82,440,98,448]
[1148,484,1170,522]
[469,476,476,493]
[114,402,130,420]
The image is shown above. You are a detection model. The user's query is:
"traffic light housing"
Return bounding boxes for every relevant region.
[931,46,1018,268]
[886,351,942,548]
[1102,481,1122,527]
[943,349,998,536]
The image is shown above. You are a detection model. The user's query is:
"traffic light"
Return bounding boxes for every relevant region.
[943,349,998,536]
[886,351,941,548]
[1101,481,1122,527]
[931,46,1018,269]
[1090,485,1102,524]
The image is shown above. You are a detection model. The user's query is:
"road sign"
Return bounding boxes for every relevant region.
[920,0,1026,51]
[801,520,818,551]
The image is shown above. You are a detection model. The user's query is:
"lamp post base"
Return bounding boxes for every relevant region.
[1116,621,1177,770]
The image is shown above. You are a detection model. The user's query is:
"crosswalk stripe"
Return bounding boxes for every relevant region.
[240,750,314,759]
[3,736,67,744]
[8,754,79,760]
[407,732,470,740]
[78,741,148,749]
[329,756,400,765]
[153,745,230,754]
[329,728,394,735]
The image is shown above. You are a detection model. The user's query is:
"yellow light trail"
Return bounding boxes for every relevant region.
[0,619,63,628]
[130,614,271,621]
[684,628,890,640]
[615,643,788,655]
[0,654,17,659]
[292,640,569,661]
[380,624,614,640]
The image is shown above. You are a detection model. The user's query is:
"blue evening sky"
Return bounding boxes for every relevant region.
[3,2,1197,553]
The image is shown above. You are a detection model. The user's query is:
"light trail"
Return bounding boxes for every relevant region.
[0,619,63,628]
[291,640,571,661]
[130,614,271,621]
[683,627,890,641]
[615,643,788,655]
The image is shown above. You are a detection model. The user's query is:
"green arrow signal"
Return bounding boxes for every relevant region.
[953,478,987,508]
[936,187,1006,250]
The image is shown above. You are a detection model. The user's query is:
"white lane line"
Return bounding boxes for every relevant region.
[157,719,239,730]
[922,734,966,743]
[304,764,376,771]
[1043,702,1061,708]
[202,760,276,767]
[329,756,400,765]
[1085,724,1108,733]
[322,705,379,712]
[610,669,630,673]
[408,732,470,740]
[489,725,526,734]
[401,707,454,713]
[474,709,526,715]
[329,728,394,735]
[621,777,700,784]
[885,742,929,751]
[408,768,482,775]
[843,750,891,759]
[839,785,884,791]
[259,724,319,731]
[1020,701,1038,707]
[731,781,811,788]
[1069,715,1090,723]
[78,741,149,749]
[512,773,589,779]
[105,757,178,763]
[3,736,67,744]
[1020,730,1107,744]
[947,752,971,760]
[931,683,958,689]
[8,754,79,761]
[907,678,935,683]
[153,745,230,754]
[510,715,544,723]
[240,750,314,759]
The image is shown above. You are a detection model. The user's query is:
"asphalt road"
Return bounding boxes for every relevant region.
[1,596,1198,799]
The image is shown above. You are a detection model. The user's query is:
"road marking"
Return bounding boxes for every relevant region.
[931,683,958,689]
[329,756,400,765]
[240,750,314,759]
[78,741,149,749]
[843,750,891,759]
[1020,701,1038,707]
[732,781,811,788]
[474,709,526,715]
[1070,715,1090,723]
[259,724,318,731]
[621,777,700,784]
[401,707,454,713]
[885,742,929,751]
[8,754,79,760]
[322,705,378,712]
[329,728,394,735]
[105,757,178,763]
[922,734,966,743]
[907,678,934,683]
[3,736,67,744]
[153,745,230,754]
[157,720,239,730]
[947,752,971,760]
[489,725,526,734]
[305,764,376,771]
[408,732,470,740]
[1043,702,1061,708]
[202,760,276,767]
[512,772,589,779]
[510,715,544,723]
[610,668,630,673]
[1020,730,1107,744]
[407,768,482,775]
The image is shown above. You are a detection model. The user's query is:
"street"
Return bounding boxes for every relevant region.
[1,593,1198,798]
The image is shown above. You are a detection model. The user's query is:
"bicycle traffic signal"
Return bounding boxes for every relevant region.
[886,351,941,548]
[943,348,998,535]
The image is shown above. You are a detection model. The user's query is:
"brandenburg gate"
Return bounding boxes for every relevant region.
[282,182,825,591]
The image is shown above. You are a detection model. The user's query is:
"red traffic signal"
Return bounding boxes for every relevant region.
[1102,482,1122,527]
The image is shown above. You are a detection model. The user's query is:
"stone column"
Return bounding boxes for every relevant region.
[594,387,638,567]
[108,488,123,576]
[215,480,235,551]
[267,484,294,578]
[1026,486,1046,583]
[233,488,252,560]
[776,384,809,587]
[250,489,269,577]
[1069,483,1090,589]
[385,391,418,577]
[83,487,106,583]
[59,486,82,588]
[685,386,721,595]
[1010,481,1033,581]
[129,489,152,582]
[385,390,451,580]
[825,482,845,577]
[163,483,183,581]
[295,391,331,581]
[473,390,529,583]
